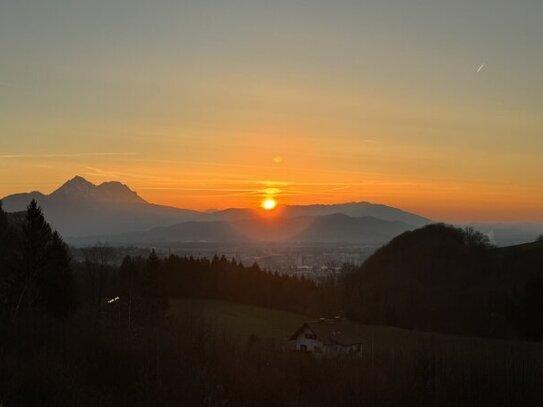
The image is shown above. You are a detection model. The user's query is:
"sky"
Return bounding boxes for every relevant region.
[1,0,542,222]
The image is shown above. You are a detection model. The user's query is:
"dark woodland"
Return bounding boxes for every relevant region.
[2,201,543,406]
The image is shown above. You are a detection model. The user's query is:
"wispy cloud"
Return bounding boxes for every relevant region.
[0,152,139,159]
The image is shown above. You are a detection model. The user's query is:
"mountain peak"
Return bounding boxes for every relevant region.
[97,180,146,203]
[52,176,95,196]
[69,175,92,185]
[50,176,146,204]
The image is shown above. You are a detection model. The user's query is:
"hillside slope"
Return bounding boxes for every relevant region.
[344,224,543,338]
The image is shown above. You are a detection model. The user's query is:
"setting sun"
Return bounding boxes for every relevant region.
[261,198,277,211]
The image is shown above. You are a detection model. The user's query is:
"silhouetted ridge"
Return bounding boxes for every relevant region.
[1,176,432,239]
[345,224,500,335]
[292,213,414,242]
[0,176,200,236]
[50,176,146,204]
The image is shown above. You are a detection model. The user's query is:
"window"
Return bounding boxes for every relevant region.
[304,333,317,340]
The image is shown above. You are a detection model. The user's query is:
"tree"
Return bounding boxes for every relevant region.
[119,255,138,329]
[14,200,53,316]
[463,227,492,249]
[13,200,77,319]
[141,250,168,317]
[39,232,78,319]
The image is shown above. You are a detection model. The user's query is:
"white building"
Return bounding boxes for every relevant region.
[289,317,363,354]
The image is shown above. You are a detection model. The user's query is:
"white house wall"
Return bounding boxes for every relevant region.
[295,327,324,353]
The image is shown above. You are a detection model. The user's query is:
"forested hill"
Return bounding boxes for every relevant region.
[343,224,543,339]
[496,239,543,265]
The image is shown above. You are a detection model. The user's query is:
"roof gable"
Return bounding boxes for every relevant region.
[289,318,364,346]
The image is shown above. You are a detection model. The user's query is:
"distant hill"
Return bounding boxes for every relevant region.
[205,202,432,227]
[280,202,431,227]
[69,213,416,246]
[291,214,414,243]
[495,239,543,278]
[2,176,432,240]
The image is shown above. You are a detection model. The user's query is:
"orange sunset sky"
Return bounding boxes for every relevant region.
[1,1,543,223]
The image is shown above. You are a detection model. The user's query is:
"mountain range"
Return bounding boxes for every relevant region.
[4,176,542,246]
[1,176,432,244]
[2,176,199,237]
[70,213,417,246]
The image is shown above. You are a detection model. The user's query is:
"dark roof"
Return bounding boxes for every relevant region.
[289,318,364,346]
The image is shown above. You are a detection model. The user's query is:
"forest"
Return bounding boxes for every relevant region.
[2,200,543,406]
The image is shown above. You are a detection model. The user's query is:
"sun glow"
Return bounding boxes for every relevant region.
[261,197,277,211]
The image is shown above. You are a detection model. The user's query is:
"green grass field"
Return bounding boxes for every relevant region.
[170,298,543,362]
[169,299,308,344]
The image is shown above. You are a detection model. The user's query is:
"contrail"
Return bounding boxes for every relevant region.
[477,63,485,73]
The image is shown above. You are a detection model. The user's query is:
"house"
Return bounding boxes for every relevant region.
[289,317,364,354]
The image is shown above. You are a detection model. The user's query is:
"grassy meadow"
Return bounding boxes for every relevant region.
[170,298,543,363]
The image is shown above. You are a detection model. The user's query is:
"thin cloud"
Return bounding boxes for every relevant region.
[0,152,139,159]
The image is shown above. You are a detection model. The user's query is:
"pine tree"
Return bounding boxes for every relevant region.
[13,200,77,319]
[120,255,137,329]
[40,231,78,319]
[141,250,168,317]
[14,200,53,316]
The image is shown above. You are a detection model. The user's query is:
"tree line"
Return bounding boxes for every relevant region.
[81,251,338,326]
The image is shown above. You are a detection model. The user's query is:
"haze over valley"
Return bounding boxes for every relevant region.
[3,176,540,248]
